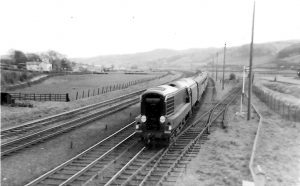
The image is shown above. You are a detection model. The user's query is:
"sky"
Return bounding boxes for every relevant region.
[0,0,299,58]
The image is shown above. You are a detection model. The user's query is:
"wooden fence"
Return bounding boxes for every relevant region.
[7,92,70,102]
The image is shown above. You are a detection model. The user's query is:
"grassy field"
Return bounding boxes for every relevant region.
[9,72,164,100]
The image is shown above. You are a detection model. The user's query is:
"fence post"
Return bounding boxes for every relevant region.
[76,92,78,100]
[102,87,104,94]
[66,93,70,102]
[88,89,90,97]
[93,89,95,96]
[98,88,100,95]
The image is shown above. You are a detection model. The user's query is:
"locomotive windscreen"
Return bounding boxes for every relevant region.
[141,94,164,130]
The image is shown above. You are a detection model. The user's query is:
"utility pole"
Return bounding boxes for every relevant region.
[222,43,226,90]
[247,1,256,120]
[215,52,218,81]
[212,56,215,79]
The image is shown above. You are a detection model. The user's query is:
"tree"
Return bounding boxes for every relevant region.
[10,50,28,68]
[26,53,41,62]
[41,50,66,71]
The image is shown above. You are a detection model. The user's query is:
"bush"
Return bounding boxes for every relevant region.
[1,70,37,86]
[229,73,236,80]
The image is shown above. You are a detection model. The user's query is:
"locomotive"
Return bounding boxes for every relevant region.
[135,72,208,145]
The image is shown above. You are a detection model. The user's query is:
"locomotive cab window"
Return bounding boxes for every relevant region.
[185,88,190,103]
[141,93,165,130]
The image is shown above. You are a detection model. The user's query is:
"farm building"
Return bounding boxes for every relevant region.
[26,61,52,71]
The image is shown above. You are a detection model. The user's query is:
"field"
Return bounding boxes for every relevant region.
[0,72,180,129]
[9,72,164,100]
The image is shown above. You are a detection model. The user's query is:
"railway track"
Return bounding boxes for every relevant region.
[24,84,240,186]
[24,122,139,186]
[1,73,187,158]
[1,90,144,140]
[1,94,140,157]
[101,86,241,186]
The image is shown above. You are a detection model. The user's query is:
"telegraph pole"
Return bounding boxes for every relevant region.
[247,1,256,120]
[215,52,218,81]
[212,56,215,79]
[222,43,226,90]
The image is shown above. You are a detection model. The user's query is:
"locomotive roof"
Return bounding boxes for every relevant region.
[169,78,195,88]
[144,85,179,96]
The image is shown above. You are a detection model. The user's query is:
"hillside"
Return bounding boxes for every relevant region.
[260,43,300,69]
[73,40,300,70]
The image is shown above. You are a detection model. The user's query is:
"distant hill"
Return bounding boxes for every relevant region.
[73,40,300,70]
[259,42,300,69]
[277,43,300,58]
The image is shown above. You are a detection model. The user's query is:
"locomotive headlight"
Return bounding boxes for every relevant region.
[160,116,166,123]
[135,124,140,130]
[168,125,172,130]
[141,115,147,123]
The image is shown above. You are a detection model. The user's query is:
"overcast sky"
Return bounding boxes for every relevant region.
[1,0,299,58]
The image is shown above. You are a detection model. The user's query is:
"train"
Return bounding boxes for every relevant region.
[135,72,208,146]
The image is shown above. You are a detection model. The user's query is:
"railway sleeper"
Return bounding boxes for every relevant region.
[57,169,80,175]
[147,175,161,181]
[165,153,181,157]
[144,179,159,185]
[126,165,142,171]
[160,158,177,163]
[46,173,70,180]
[40,178,65,185]
[60,166,85,171]
[175,163,188,168]
[130,162,146,167]
[180,157,192,161]
[111,178,127,186]
[168,147,185,151]
[161,182,177,186]
[164,175,180,182]
[178,160,191,164]
[128,179,142,185]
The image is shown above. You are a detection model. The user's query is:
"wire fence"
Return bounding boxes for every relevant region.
[73,74,167,100]
[253,85,300,122]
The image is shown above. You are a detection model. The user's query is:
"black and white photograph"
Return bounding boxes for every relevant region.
[1,0,300,185]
